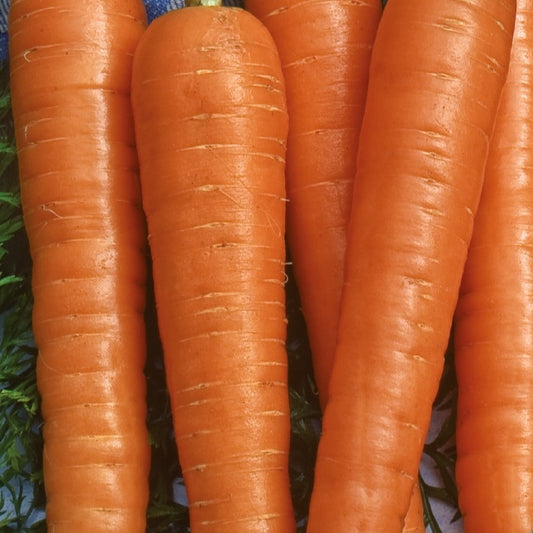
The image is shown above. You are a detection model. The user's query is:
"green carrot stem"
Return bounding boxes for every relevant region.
[185,0,223,6]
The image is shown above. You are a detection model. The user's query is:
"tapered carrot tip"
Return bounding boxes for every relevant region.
[245,0,383,410]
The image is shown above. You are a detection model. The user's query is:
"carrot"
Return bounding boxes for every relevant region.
[8,1,150,531]
[130,2,295,532]
[242,3,429,527]
[305,0,516,530]
[454,0,533,529]
[402,480,425,533]
[244,0,382,410]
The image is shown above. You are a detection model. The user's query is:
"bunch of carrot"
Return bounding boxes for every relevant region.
[8,0,533,531]
[249,0,530,532]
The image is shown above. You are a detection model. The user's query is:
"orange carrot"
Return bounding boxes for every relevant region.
[306,0,516,530]
[243,2,429,527]
[454,0,533,529]
[402,480,425,533]
[131,3,295,532]
[245,0,382,410]
[8,1,150,531]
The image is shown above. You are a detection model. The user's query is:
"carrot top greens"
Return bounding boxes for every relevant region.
[0,61,45,532]
[185,0,223,6]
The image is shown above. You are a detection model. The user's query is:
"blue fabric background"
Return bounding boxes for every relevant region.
[0,0,245,63]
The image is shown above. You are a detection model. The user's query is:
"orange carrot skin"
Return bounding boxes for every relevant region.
[245,0,382,409]
[402,480,425,533]
[454,0,533,529]
[244,4,428,528]
[8,1,150,531]
[131,7,295,533]
[306,0,516,531]
[242,4,425,528]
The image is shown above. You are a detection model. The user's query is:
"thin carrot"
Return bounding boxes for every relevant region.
[306,0,516,530]
[454,0,533,529]
[244,0,382,410]
[8,1,150,531]
[130,2,295,532]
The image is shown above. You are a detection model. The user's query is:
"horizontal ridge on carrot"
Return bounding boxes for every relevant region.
[306,0,516,530]
[8,0,150,531]
[131,2,295,532]
[454,0,533,529]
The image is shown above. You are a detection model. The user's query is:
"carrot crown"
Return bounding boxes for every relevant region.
[185,0,223,6]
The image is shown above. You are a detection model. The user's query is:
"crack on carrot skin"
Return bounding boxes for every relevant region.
[246,83,284,93]
[415,322,434,333]
[176,432,220,445]
[37,202,64,219]
[294,126,357,138]
[190,497,233,508]
[176,331,286,344]
[291,177,351,192]
[264,277,286,287]
[175,143,285,163]
[283,48,372,70]
[409,353,437,365]
[179,142,242,151]
[198,513,286,528]
[419,205,445,217]
[184,461,288,476]
[399,470,416,481]
[433,16,469,34]
[477,52,506,76]
[17,135,70,147]
[400,421,423,432]
[211,241,237,248]
[175,380,288,396]
[44,434,136,443]
[245,102,286,114]
[189,464,288,478]
[141,62,284,82]
[402,275,435,288]
[172,301,285,318]
[29,238,144,259]
[264,0,377,19]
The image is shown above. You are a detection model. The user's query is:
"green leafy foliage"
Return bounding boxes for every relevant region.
[420,336,461,532]
[0,61,46,532]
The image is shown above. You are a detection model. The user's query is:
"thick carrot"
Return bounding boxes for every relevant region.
[8,1,150,531]
[454,0,533,529]
[244,0,382,410]
[306,0,516,530]
[131,3,295,532]
[242,3,428,527]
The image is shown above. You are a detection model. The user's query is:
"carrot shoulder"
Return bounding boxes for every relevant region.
[454,0,533,529]
[245,0,381,411]
[131,5,294,532]
[306,0,516,531]
[8,1,150,531]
